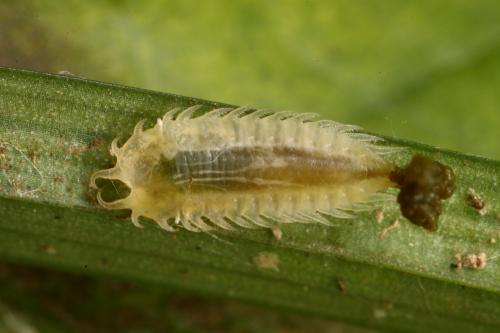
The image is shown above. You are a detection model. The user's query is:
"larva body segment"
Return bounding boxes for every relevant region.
[91,106,396,232]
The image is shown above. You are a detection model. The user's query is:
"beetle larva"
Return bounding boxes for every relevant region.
[90,106,454,232]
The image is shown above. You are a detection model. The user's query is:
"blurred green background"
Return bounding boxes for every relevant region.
[1,1,499,332]
[1,0,499,159]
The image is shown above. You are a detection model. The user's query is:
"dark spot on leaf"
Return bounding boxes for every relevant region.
[336,278,346,293]
[89,135,103,148]
[41,244,56,255]
[97,257,108,266]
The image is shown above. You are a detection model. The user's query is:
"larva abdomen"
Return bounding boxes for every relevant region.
[91,106,396,232]
[168,146,389,191]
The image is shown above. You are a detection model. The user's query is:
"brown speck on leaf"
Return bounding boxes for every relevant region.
[89,136,103,148]
[272,227,282,240]
[466,188,487,216]
[27,150,37,164]
[374,209,384,224]
[97,257,108,266]
[11,179,22,193]
[451,254,463,269]
[65,145,89,154]
[373,308,387,320]
[53,177,64,183]
[253,252,279,271]
[451,252,487,269]
[85,190,98,205]
[42,244,57,255]
[335,247,346,255]
[380,219,400,238]
[336,278,347,293]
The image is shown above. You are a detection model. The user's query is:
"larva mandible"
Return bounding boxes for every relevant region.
[90,106,455,232]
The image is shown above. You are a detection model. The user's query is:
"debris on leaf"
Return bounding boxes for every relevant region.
[272,227,282,241]
[466,188,487,216]
[451,252,487,269]
[41,244,57,255]
[373,308,387,320]
[374,209,384,224]
[336,278,347,293]
[253,252,279,271]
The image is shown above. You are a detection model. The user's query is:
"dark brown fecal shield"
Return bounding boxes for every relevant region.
[390,155,456,231]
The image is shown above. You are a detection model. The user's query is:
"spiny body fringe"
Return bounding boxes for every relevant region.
[91,106,398,233]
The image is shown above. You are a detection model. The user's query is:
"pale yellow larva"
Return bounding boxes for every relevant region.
[90,106,411,232]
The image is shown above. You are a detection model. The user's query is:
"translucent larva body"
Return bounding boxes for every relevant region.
[91,106,396,232]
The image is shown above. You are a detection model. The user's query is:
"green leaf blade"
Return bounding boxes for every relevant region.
[1,67,499,332]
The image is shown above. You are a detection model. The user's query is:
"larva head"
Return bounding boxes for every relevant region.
[91,120,163,192]
[90,119,183,227]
